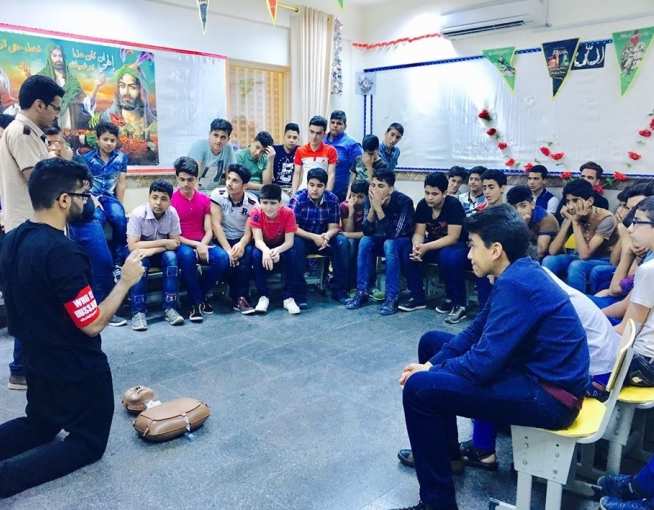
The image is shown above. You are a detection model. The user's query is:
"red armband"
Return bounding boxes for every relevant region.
[64,285,100,329]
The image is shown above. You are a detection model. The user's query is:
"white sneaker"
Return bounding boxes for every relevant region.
[283,298,301,315]
[255,296,270,313]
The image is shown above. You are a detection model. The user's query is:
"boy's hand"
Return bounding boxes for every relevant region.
[163,239,179,251]
[399,362,432,387]
[262,252,274,270]
[196,244,209,263]
[265,146,276,159]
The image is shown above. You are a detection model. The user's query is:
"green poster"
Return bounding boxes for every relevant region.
[613,27,654,95]
[482,47,517,91]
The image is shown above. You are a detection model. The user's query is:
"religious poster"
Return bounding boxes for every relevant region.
[571,40,607,71]
[482,47,517,91]
[542,38,579,97]
[0,30,158,165]
[612,27,654,96]
[355,71,376,95]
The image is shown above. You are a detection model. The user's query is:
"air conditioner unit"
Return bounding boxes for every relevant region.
[440,0,547,38]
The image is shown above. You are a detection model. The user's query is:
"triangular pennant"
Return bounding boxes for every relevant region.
[197,0,208,34]
[612,27,654,95]
[337,0,344,7]
[542,38,579,97]
[266,0,278,23]
[482,47,517,91]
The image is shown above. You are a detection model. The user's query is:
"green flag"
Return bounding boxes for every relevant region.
[337,0,344,7]
[482,47,517,91]
[613,27,654,95]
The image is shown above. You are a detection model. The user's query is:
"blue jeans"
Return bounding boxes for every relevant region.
[252,246,298,299]
[634,454,654,498]
[356,236,411,301]
[589,264,615,294]
[406,243,467,306]
[97,195,127,265]
[293,234,349,300]
[226,240,253,303]
[542,254,611,293]
[587,294,621,310]
[69,219,114,303]
[404,330,577,507]
[129,251,179,314]
[9,339,24,377]
[176,244,229,306]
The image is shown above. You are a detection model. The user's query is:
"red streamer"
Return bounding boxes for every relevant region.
[353,32,442,50]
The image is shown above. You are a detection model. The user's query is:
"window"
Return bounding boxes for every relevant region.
[227,60,289,149]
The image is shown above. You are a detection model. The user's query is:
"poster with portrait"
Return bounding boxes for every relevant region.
[612,27,654,96]
[0,30,158,165]
[542,38,579,97]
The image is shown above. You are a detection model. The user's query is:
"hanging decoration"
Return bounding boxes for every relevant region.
[337,0,344,7]
[612,27,654,95]
[542,38,579,97]
[197,0,209,34]
[331,18,344,96]
[356,71,376,95]
[482,47,517,91]
[476,108,520,170]
[571,40,607,71]
[266,0,278,23]
[353,32,442,50]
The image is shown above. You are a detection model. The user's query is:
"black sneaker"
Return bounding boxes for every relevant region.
[200,301,214,315]
[388,501,439,510]
[379,297,399,316]
[189,306,204,322]
[435,299,453,314]
[460,440,498,471]
[398,297,427,312]
[345,291,368,309]
[397,448,464,475]
[444,305,467,324]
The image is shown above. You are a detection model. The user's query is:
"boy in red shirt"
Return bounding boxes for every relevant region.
[248,184,301,315]
[171,157,229,322]
[291,115,337,195]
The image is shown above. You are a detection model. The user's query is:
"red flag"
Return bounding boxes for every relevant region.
[266,0,278,23]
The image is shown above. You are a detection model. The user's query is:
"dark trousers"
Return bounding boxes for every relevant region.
[9,339,24,377]
[97,195,128,265]
[130,251,179,314]
[357,236,411,300]
[226,240,253,303]
[252,246,298,299]
[0,369,114,498]
[69,218,115,303]
[293,234,349,300]
[403,330,577,508]
[406,243,467,306]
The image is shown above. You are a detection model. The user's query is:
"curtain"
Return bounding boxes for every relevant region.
[290,7,334,132]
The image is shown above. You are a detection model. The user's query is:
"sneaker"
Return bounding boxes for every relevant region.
[600,496,653,510]
[255,296,270,314]
[435,298,453,314]
[234,297,255,315]
[445,305,467,324]
[345,291,368,310]
[399,297,427,312]
[397,448,465,475]
[8,374,27,391]
[370,288,385,302]
[131,312,148,331]
[165,308,185,326]
[297,301,310,310]
[189,305,204,323]
[109,314,127,327]
[598,474,640,500]
[332,292,348,305]
[283,297,301,315]
[200,301,214,315]
[388,501,438,510]
[379,297,399,316]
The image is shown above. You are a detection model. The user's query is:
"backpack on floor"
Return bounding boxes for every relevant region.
[133,398,210,442]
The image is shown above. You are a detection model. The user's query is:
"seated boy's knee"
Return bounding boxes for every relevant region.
[568,259,588,273]
[419,330,450,355]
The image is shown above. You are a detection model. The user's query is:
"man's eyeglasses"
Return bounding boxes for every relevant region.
[631,219,654,227]
[47,102,62,113]
[61,191,91,202]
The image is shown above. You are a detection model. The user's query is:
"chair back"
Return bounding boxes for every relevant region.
[606,320,637,393]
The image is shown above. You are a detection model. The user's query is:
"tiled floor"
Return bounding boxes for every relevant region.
[0,295,605,509]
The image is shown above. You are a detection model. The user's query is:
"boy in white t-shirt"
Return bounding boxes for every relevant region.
[618,196,654,386]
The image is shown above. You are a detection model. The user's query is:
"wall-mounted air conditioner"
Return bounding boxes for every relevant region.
[440,0,547,39]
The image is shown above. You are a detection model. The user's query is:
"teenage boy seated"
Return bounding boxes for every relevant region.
[292,115,337,195]
[506,185,559,260]
[235,131,274,191]
[81,121,128,267]
[211,164,259,314]
[341,179,369,289]
[616,196,654,387]
[345,170,414,315]
[290,168,349,304]
[188,117,236,188]
[480,169,506,208]
[126,179,185,330]
[171,157,229,322]
[597,453,654,510]
[458,166,487,216]
[401,172,468,322]
[379,122,404,171]
[249,184,301,315]
[580,161,610,210]
[351,134,387,184]
[391,205,589,510]
[527,164,559,214]
[543,178,619,292]
[264,122,300,190]
[446,166,468,196]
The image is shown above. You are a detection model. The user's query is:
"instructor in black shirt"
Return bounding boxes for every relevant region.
[0,158,144,498]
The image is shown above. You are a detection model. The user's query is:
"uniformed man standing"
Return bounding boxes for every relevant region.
[0,75,64,390]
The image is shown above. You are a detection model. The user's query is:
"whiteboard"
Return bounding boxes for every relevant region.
[368,41,654,176]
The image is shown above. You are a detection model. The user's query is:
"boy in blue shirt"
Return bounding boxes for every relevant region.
[325,110,362,201]
[391,205,589,510]
[81,121,128,267]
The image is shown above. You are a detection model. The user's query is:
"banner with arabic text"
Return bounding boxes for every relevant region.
[571,40,607,70]
[542,38,579,97]
[613,27,654,96]
[482,47,517,91]
[0,30,158,165]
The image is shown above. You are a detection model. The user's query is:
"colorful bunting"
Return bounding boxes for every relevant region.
[613,27,654,95]
[542,38,579,97]
[571,40,607,70]
[197,0,208,34]
[482,47,517,91]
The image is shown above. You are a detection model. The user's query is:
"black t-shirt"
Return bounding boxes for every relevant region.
[0,221,108,381]
[272,144,297,187]
[414,195,465,242]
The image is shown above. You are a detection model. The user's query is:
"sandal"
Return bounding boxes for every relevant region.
[460,440,498,471]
